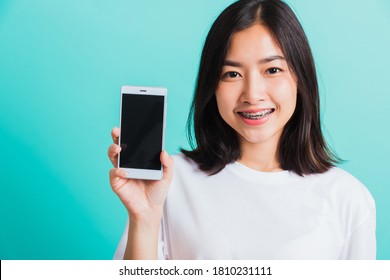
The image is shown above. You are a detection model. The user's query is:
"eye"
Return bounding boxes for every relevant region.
[266,67,282,74]
[222,71,241,79]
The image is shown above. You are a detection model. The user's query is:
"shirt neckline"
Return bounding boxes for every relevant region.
[227,160,298,184]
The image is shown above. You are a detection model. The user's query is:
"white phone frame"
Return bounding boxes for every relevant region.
[118,85,167,180]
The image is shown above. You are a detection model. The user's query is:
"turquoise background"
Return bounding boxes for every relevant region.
[0,0,389,259]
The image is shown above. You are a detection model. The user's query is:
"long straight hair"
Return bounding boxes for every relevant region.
[181,0,339,176]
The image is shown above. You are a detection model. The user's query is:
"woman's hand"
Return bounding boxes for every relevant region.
[108,127,174,221]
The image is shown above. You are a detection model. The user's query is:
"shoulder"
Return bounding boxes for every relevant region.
[306,167,375,214]
[303,166,364,188]
[172,153,200,171]
[172,153,194,165]
[171,153,208,179]
[319,167,372,197]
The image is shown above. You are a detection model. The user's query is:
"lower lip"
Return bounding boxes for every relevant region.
[239,112,273,126]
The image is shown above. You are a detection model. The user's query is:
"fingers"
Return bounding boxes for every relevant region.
[108,144,121,167]
[109,127,121,167]
[160,150,174,182]
[111,127,120,145]
[109,168,128,191]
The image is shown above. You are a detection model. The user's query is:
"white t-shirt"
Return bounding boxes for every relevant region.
[114,154,376,259]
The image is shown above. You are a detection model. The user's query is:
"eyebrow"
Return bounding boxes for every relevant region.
[223,55,285,67]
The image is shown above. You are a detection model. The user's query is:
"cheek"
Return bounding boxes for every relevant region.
[271,80,297,113]
[215,92,229,118]
[216,83,230,112]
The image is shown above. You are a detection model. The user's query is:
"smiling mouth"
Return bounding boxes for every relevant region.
[238,109,275,120]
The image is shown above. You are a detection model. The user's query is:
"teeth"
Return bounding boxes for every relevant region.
[239,109,274,120]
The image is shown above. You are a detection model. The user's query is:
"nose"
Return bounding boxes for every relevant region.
[240,73,267,104]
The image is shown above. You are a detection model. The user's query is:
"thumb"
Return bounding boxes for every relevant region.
[160,150,174,182]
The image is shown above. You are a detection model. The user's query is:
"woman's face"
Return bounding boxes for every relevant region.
[215,24,297,150]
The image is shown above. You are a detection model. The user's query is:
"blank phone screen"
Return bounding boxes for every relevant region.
[119,94,164,170]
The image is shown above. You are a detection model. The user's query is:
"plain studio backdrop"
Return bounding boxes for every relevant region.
[0,0,389,259]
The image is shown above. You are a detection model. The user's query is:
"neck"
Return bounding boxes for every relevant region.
[238,139,282,172]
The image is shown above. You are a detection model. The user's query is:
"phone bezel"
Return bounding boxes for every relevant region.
[118,85,167,180]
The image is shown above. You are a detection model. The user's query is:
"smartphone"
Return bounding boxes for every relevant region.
[118,85,167,180]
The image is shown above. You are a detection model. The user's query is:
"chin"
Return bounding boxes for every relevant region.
[238,130,282,146]
[240,134,271,144]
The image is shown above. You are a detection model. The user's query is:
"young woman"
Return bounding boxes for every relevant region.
[108,0,376,259]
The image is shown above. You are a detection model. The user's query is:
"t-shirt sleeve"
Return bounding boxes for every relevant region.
[113,218,167,260]
[338,188,376,259]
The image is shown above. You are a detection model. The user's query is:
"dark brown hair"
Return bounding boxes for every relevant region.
[181,0,339,176]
